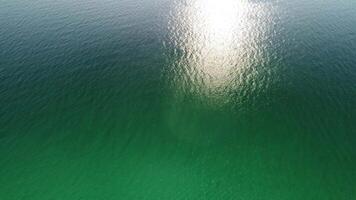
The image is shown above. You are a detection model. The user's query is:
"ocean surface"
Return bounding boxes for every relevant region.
[1,0,356,199]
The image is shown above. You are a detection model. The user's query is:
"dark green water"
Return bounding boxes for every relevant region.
[1,0,356,199]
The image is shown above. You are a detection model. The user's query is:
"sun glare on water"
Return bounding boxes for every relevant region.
[167,0,271,96]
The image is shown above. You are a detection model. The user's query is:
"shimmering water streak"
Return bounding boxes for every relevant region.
[164,0,281,104]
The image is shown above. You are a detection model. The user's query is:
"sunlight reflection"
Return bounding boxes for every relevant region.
[167,0,272,99]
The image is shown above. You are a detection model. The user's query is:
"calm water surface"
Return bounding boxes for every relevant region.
[1,0,356,199]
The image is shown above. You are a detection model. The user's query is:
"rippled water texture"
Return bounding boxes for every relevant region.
[1,0,356,199]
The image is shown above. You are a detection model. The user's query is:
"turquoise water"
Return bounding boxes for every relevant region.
[1,0,356,199]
